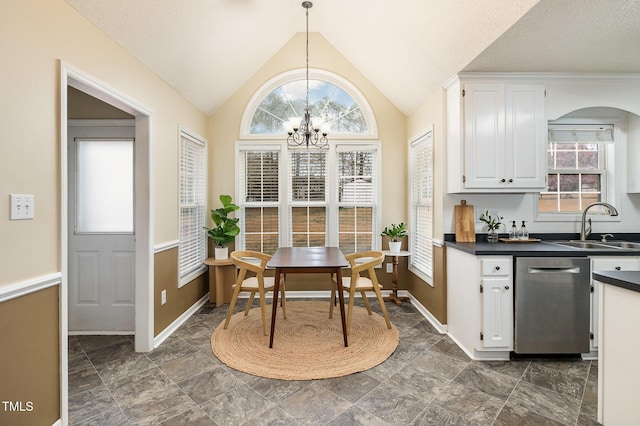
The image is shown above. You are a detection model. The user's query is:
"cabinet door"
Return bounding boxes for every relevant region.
[590,257,640,351]
[481,277,513,349]
[505,85,546,189]
[464,84,506,189]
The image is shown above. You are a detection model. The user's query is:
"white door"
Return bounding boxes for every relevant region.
[68,123,135,332]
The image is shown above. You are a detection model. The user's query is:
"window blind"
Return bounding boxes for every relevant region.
[179,132,206,280]
[289,150,327,246]
[238,149,280,253]
[337,149,376,253]
[409,132,433,282]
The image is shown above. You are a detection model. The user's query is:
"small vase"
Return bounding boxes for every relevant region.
[487,229,499,243]
[214,246,229,260]
[389,241,402,253]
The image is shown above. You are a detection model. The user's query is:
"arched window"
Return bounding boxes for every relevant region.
[236,70,381,254]
[241,69,377,139]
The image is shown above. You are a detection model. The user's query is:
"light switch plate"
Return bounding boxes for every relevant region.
[10,194,34,220]
[161,290,167,305]
[386,263,393,273]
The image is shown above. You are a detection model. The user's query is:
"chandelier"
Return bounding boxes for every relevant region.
[286,1,329,149]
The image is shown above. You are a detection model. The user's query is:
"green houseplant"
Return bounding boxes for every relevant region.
[381,222,407,253]
[205,194,240,259]
[479,210,503,243]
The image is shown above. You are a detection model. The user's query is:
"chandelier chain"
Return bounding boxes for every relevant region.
[286,1,329,149]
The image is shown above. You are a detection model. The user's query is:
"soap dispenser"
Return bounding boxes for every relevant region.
[509,221,518,240]
[519,221,529,240]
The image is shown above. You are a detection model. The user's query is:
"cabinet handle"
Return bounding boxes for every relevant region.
[500,178,506,183]
[505,286,510,290]
[495,266,501,271]
[508,179,513,183]
[615,266,622,270]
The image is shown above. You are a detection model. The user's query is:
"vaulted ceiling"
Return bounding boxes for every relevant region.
[65,0,640,116]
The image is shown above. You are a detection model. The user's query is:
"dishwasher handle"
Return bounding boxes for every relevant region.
[528,266,581,274]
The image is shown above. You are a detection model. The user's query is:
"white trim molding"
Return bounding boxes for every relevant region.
[240,68,378,140]
[155,240,180,253]
[154,294,209,348]
[405,291,448,334]
[0,272,62,303]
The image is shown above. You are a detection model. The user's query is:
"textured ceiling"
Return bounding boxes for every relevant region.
[464,0,640,73]
[64,0,639,116]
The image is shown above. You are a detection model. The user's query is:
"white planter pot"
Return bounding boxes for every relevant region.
[389,241,402,253]
[214,246,229,260]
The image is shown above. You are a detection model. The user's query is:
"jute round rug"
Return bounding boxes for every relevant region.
[211,300,399,380]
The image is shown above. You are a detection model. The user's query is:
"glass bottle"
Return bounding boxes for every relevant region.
[519,220,529,240]
[509,221,518,240]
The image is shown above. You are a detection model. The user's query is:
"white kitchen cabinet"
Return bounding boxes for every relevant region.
[590,256,640,353]
[480,258,513,349]
[445,77,546,193]
[447,248,512,360]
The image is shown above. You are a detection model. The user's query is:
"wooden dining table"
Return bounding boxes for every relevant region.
[267,247,350,348]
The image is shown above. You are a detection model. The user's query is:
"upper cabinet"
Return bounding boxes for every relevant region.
[446,77,546,193]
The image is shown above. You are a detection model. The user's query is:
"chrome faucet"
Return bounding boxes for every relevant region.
[580,202,619,240]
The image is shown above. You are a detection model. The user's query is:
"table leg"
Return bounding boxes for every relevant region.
[269,268,281,348]
[383,255,410,305]
[335,268,349,347]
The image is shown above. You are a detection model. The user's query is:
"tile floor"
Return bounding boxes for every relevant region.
[68,299,600,425]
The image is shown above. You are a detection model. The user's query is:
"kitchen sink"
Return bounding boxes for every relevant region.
[546,240,640,250]
[598,241,640,249]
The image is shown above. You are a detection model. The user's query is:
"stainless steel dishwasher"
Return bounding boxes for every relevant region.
[515,257,590,354]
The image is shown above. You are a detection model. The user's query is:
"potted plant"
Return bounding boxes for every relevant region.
[205,194,240,260]
[479,210,503,243]
[381,222,407,253]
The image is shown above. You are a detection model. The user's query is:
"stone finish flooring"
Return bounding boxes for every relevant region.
[68,299,600,425]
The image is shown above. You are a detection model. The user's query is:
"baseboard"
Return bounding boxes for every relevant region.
[52,419,62,426]
[403,291,448,334]
[68,330,133,336]
[153,294,209,348]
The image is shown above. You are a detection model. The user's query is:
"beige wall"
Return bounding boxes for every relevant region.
[406,88,448,323]
[0,1,209,421]
[209,33,407,227]
[208,32,408,291]
[0,0,208,288]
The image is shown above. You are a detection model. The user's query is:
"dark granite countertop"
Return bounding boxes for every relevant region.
[444,233,640,257]
[592,271,640,293]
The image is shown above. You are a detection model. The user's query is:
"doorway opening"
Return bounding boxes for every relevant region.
[60,62,154,355]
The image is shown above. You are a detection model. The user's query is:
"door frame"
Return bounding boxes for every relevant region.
[59,59,155,423]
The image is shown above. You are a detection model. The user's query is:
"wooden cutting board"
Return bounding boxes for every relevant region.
[454,200,476,242]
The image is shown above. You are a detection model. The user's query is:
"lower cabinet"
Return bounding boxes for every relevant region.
[481,263,513,349]
[447,248,513,360]
[590,256,640,353]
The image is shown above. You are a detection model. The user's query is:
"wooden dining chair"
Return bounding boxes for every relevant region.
[224,250,287,336]
[329,250,391,334]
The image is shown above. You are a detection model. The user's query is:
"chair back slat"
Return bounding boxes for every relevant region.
[231,250,271,275]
